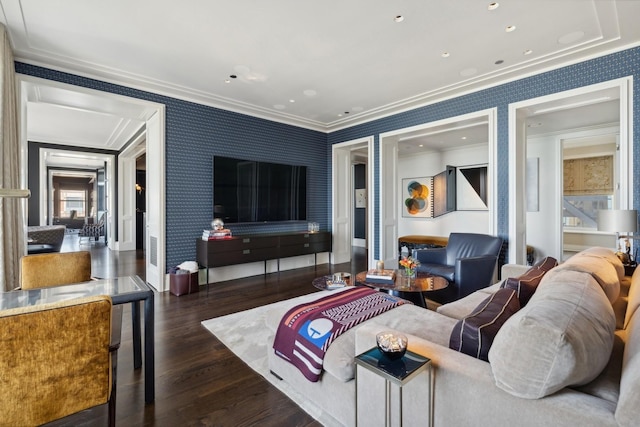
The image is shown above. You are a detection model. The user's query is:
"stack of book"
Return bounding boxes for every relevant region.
[202,229,232,240]
[365,269,396,284]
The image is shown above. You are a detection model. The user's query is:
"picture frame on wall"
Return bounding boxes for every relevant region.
[456,164,488,211]
[401,177,433,218]
[355,188,366,208]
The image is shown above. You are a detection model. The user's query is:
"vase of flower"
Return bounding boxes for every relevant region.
[399,256,419,287]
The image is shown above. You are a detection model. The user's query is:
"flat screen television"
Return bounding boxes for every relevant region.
[213,156,307,223]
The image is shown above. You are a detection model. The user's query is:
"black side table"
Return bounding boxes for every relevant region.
[355,347,432,426]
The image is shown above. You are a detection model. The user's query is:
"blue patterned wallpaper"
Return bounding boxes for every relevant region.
[16,63,328,268]
[17,44,640,265]
[328,45,640,260]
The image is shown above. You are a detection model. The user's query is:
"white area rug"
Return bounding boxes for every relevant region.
[201,293,340,427]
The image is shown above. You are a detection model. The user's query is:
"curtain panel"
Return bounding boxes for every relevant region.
[0,23,24,291]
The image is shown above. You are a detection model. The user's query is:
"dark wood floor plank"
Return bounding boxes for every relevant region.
[54,234,366,426]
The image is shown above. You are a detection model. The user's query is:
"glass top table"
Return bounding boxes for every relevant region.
[355,271,448,308]
[0,275,155,403]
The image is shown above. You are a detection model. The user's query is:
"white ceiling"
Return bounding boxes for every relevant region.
[1,0,637,154]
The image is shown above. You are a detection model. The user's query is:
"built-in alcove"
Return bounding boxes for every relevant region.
[377,108,497,266]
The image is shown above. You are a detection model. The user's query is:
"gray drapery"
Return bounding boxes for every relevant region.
[0,23,25,292]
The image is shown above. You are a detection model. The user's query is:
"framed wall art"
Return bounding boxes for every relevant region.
[401,177,433,218]
[456,164,488,211]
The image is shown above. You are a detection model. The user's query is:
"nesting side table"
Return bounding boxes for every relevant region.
[355,347,432,426]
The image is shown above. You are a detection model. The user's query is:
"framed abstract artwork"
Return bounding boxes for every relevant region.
[401,177,433,218]
[456,164,488,211]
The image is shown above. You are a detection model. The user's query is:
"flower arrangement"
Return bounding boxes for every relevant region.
[399,256,420,277]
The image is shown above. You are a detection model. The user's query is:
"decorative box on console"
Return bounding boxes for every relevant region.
[170,271,199,296]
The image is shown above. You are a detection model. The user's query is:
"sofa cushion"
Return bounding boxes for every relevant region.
[489,269,616,399]
[616,303,640,425]
[624,271,640,329]
[557,251,620,304]
[501,256,557,306]
[437,282,502,320]
[449,288,520,361]
[579,246,626,281]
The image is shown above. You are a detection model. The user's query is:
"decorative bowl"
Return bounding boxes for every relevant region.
[376,331,408,360]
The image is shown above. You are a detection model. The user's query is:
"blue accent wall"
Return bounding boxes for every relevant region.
[16,63,328,268]
[17,44,640,266]
[328,45,640,260]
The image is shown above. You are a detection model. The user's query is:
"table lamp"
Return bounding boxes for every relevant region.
[597,209,638,263]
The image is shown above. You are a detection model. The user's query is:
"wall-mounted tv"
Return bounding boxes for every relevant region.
[213,156,307,223]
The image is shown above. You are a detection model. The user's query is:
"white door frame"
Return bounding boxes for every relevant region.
[508,77,633,264]
[331,136,375,267]
[17,75,166,290]
[378,108,498,266]
[117,132,146,251]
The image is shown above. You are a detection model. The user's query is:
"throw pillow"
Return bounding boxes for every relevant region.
[489,269,616,399]
[501,256,557,306]
[449,288,520,362]
[557,253,620,303]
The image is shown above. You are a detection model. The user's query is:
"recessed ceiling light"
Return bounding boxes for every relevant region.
[337,113,343,117]
[303,89,317,97]
[441,52,450,58]
[394,15,404,23]
[505,25,516,33]
[224,79,231,84]
[289,99,295,103]
[461,136,467,140]
[418,144,424,147]
[488,2,499,11]
[523,49,533,55]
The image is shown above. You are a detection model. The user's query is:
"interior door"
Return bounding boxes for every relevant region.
[332,144,352,264]
[379,139,399,267]
[145,112,165,291]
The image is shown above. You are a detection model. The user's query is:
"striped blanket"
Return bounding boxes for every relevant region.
[273,287,408,382]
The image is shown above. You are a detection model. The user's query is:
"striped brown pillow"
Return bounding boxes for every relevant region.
[502,256,557,306]
[449,288,520,362]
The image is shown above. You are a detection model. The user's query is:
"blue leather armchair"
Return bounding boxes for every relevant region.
[412,232,503,304]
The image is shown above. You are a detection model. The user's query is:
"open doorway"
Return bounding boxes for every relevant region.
[19,75,167,291]
[509,77,632,264]
[377,109,498,268]
[332,137,374,268]
[136,153,146,251]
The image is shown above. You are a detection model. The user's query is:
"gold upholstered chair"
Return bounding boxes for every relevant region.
[20,251,92,289]
[0,295,120,426]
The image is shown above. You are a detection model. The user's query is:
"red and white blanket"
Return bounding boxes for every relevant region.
[273,287,409,382]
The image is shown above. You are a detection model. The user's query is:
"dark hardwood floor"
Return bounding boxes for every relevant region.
[58,233,367,426]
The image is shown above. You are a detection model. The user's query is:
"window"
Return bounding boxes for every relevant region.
[563,155,614,230]
[59,189,86,218]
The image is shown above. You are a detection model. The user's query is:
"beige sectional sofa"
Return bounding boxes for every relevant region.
[266,247,640,426]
